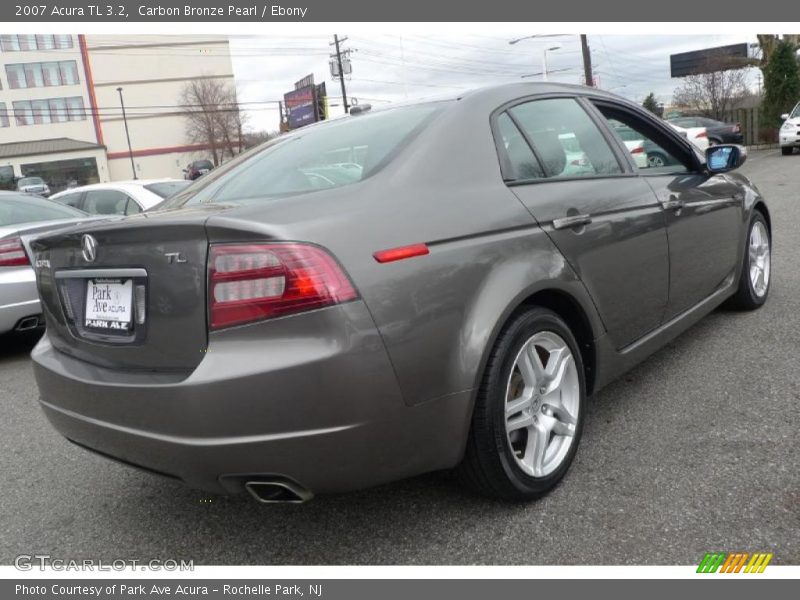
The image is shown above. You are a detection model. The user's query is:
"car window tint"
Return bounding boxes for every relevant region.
[495,112,544,180]
[52,192,82,208]
[595,104,694,175]
[84,189,129,215]
[508,98,622,179]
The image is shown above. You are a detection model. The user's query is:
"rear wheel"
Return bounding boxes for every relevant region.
[459,307,585,500]
[782,147,794,156]
[648,152,667,167]
[728,212,771,310]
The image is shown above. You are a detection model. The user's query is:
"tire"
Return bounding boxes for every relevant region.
[781,147,793,156]
[708,138,721,146]
[727,211,771,310]
[458,307,586,500]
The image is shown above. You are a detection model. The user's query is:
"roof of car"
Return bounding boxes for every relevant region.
[50,179,184,197]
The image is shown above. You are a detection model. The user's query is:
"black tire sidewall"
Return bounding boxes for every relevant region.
[485,308,586,497]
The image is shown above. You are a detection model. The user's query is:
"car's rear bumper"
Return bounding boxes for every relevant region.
[0,267,41,334]
[32,301,471,495]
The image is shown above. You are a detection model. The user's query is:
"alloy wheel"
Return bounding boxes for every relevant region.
[504,331,580,478]
[749,220,771,297]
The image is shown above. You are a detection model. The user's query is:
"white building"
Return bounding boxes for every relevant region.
[0,34,235,193]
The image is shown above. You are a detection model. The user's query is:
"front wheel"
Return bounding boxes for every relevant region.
[781,147,794,156]
[458,307,585,500]
[727,212,771,310]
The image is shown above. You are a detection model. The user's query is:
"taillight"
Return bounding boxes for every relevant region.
[208,243,357,330]
[630,146,645,154]
[0,237,30,267]
[696,131,708,139]
[733,123,741,133]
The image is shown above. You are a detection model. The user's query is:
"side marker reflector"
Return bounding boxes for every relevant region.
[373,243,429,264]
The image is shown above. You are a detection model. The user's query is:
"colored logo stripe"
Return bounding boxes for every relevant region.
[697,552,773,573]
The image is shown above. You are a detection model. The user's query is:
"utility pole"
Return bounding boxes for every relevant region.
[580,34,593,87]
[332,34,349,114]
[116,87,136,180]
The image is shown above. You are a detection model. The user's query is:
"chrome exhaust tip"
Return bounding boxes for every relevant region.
[244,479,313,504]
[15,316,41,331]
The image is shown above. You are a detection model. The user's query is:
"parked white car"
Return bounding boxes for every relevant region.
[49,179,191,215]
[668,123,710,152]
[779,102,800,156]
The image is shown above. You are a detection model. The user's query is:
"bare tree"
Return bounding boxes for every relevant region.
[242,130,280,149]
[672,58,750,120]
[179,78,245,166]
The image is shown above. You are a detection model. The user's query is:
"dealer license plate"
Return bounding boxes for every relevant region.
[84,279,133,332]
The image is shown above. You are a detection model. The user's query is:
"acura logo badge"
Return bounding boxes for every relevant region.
[81,234,98,263]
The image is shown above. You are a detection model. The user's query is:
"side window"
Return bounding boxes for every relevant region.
[595,104,695,174]
[52,192,82,208]
[508,98,622,179]
[495,112,544,181]
[83,189,129,215]
[124,198,142,215]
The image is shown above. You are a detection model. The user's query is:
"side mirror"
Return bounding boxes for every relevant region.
[781,113,790,120]
[705,144,747,174]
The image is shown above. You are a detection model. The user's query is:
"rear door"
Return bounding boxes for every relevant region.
[496,96,669,349]
[590,100,744,320]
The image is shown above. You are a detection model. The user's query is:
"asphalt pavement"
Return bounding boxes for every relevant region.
[1,149,798,565]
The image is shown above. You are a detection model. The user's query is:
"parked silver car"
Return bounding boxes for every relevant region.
[0,193,93,335]
[30,84,770,502]
[16,176,51,197]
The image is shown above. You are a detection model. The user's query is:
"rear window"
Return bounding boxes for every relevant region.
[18,177,44,187]
[0,195,86,226]
[144,181,191,199]
[163,103,443,207]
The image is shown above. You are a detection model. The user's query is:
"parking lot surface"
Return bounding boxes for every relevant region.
[1,149,798,565]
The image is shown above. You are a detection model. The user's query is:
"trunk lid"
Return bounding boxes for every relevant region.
[31,206,227,372]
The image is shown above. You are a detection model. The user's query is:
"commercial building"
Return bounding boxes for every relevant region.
[0,34,235,193]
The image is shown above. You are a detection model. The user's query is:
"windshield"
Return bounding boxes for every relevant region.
[792,103,800,119]
[0,194,86,227]
[19,177,44,187]
[144,181,191,199]
[162,103,443,208]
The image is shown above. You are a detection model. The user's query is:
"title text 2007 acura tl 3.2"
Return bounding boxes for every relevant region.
[29,83,771,503]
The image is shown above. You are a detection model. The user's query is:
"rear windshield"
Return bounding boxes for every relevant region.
[0,195,86,227]
[19,177,44,186]
[163,103,443,208]
[193,160,213,170]
[144,181,191,199]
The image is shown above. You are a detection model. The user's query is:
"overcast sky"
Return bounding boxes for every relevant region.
[230,31,760,132]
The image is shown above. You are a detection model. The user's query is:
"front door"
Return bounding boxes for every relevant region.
[591,101,744,321]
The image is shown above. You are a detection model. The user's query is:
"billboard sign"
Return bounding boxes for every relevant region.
[284,86,317,130]
[670,43,749,77]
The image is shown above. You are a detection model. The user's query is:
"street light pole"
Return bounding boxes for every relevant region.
[542,46,561,82]
[116,87,136,180]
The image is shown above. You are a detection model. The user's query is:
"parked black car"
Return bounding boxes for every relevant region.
[183,159,214,181]
[668,116,743,145]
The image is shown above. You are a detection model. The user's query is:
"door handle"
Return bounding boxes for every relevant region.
[660,196,683,211]
[553,214,592,230]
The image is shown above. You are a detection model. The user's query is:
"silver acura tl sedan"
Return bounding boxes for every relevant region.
[0,193,95,335]
[30,83,771,503]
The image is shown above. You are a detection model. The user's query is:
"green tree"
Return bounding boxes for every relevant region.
[642,92,660,115]
[762,40,800,126]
